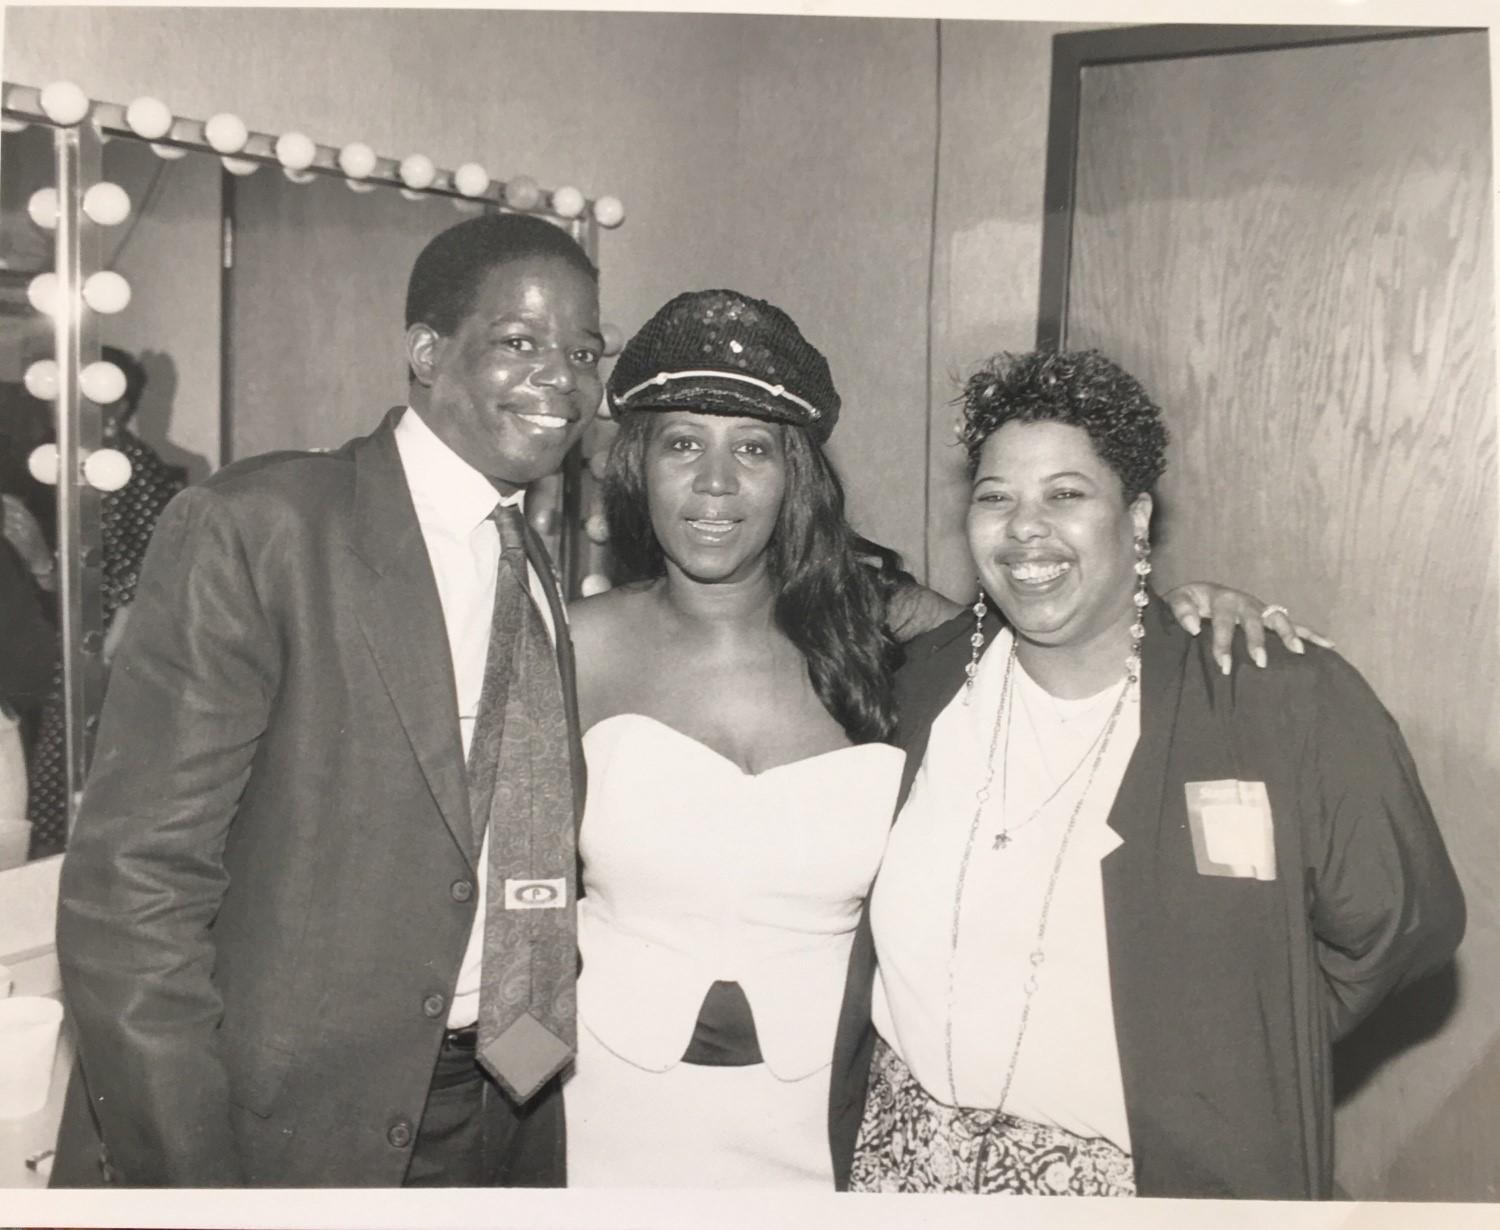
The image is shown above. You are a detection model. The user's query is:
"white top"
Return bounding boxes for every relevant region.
[577,714,904,1080]
[391,407,556,1029]
[871,627,1138,1151]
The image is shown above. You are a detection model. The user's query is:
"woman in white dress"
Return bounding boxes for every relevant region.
[564,292,1311,1188]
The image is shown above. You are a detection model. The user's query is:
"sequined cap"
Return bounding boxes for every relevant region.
[607,289,840,442]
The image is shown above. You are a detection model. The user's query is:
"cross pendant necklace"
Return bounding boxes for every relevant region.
[990,666,1125,852]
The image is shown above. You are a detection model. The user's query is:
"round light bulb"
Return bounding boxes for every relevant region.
[347,179,376,195]
[23,359,60,401]
[27,272,62,317]
[454,162,490,198]
[338,142,377,180]
[399,188,427,203]
[83,182,131,226]
[204,112,249,154]
[592,195,625,228]
[125,95,173,140]
[399,154,436,191]
[27,187,59,230]
[283,168,317,185]
[221,156,260,177]
[529,506,558,536]
[504,176,541,211]
[601,322,624,358]
[275,131,317,171]
[28,444,60,486]
[83,270,132,315]
[0,117,27,135]
[150,142,188,161]
[584,513,610,545]
[550,186,585,219]
[39,80,90,126]
[80,360,127,405]
[451,197,483,215]
[580,573,612,598]
[83,447,133,492]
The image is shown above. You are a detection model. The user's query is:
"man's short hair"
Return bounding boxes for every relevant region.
[405,213,598,336]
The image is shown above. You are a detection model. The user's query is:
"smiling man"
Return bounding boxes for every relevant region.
[52,213,603,1188]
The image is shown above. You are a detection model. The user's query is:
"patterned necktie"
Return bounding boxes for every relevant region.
[467,502,577,1103]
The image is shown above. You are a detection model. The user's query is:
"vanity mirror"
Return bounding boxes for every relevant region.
[0,81,623,861]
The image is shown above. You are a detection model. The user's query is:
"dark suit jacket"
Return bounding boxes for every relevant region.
[52,409,585,1187]
[830,597,1464,1197]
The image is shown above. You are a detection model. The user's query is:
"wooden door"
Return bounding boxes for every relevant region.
[1056,28,1496,1199]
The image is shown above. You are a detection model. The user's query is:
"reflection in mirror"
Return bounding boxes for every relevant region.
[1,89,618,863]
[0,123,219,863]
[1,121,64,866]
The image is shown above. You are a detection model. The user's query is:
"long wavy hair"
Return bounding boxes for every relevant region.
[603,412,902,744]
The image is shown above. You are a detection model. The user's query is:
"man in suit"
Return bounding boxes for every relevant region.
[51,212,604,1187]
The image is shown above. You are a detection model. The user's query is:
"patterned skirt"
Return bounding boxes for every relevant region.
[849,1036,1136,1196]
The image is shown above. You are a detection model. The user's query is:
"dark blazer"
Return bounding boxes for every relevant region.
[51,409,584,1187]
[830,596,1464,1198]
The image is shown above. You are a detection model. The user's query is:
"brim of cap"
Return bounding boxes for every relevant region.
[610,375,830,439]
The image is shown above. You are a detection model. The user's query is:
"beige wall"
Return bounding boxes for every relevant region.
[3,5,937,570]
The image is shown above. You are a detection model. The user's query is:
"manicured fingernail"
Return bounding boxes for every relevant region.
[1185,617,1201,636]
[1218,654,1231,675]
[1291,638,1305,654]
[1252,647,1267,669]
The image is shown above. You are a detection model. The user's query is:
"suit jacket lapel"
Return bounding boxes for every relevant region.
[349,410,474,865]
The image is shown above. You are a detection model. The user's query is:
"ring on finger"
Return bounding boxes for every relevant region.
[1260,603,1290,620]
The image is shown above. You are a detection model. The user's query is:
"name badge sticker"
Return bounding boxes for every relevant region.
[504,878,568,910]
[1184,780,1276,881]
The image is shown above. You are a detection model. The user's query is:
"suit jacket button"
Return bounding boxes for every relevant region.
[451,879,474,903]
[388,1119,414,1149]
[422,993,446,1018]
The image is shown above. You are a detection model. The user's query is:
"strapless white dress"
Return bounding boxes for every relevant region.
[564,714,904,1188]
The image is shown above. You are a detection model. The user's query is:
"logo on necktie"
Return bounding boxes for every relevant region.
[504,877,567,909]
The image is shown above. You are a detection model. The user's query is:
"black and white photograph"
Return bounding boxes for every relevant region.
[0,1,1496,1226]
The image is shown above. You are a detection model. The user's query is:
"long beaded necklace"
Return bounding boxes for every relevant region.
[942,627,1143,1187]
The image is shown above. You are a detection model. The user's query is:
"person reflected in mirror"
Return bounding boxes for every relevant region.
[53,213,603,1187]
[0,501,57,834]
[563,294,1316,1188]
[21,347,188,857]
[831,349,1465,1198]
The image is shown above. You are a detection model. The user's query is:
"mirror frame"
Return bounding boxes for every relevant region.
[1,80,620,841]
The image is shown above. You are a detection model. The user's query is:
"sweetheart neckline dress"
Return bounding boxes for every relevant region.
[563,713,905,1188]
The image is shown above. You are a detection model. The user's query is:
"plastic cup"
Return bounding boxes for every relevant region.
[0,819,31,870]
[0,996,64,1118]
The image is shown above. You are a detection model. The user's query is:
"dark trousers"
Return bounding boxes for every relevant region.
[405,1030,566,1187]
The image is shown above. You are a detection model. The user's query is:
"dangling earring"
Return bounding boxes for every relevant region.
[1128,535,1151,689]
[963,586,987,704]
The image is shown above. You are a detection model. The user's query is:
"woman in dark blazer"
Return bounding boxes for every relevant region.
[829,349,1464,1199]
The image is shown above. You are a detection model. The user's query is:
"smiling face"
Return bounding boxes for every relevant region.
[406,253,603,491]
[968,419,1151,655]
[644,411,787,585]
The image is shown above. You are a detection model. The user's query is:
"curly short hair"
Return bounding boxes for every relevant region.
[958,349,1168,500]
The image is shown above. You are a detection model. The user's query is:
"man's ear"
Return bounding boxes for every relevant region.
[405,322,441,387]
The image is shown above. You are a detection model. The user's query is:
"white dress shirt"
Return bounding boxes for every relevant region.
[391,407,557,1029]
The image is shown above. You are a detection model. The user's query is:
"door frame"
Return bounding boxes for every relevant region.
[1036,23,1474,349]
